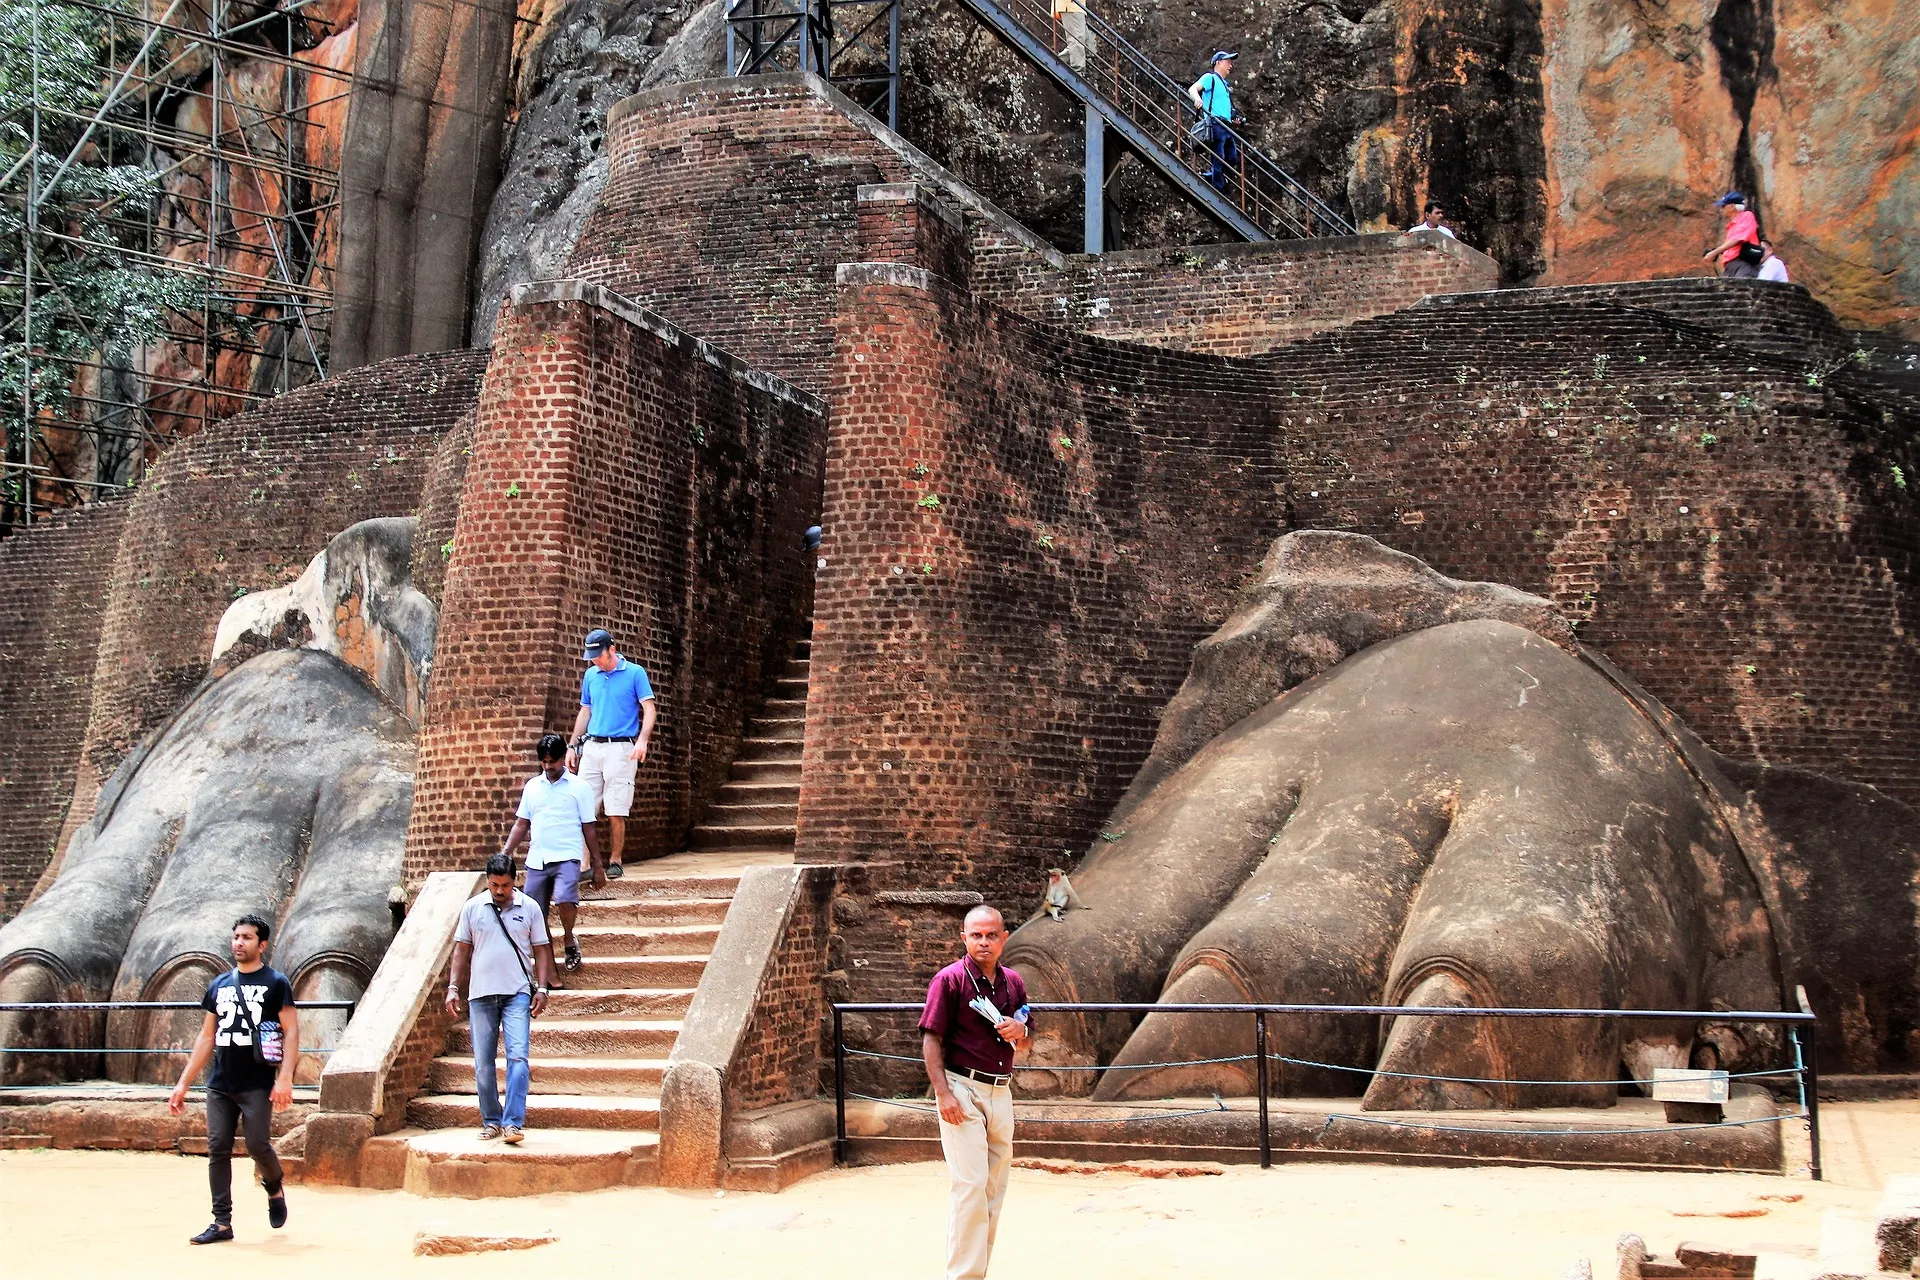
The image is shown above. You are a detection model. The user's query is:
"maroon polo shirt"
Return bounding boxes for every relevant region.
[919,956,1031,1076]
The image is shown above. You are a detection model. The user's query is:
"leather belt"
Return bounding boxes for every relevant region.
[585,735,636,742]
[954,1066,1013,1087]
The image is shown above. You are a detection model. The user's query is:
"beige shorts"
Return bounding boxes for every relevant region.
[577,740,638,817]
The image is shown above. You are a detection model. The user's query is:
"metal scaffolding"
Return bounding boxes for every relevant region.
[2,0,349,533]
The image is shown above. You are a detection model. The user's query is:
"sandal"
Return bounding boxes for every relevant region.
[605,863,624,880]
[564,943,583,972]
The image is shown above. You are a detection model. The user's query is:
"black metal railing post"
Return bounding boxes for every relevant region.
[1255,1009,1270,1169]
[833,1004,848,1165]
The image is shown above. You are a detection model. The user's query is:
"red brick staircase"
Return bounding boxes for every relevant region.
[368,628,811,1196]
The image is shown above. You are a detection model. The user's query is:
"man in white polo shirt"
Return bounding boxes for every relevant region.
[501,734,602,974]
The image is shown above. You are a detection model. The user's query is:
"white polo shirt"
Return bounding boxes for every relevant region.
[516,770,596,868]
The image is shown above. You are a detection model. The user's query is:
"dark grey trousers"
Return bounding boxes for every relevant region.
[206,1088,283,1222]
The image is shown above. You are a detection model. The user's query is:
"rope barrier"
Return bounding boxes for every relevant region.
[845,1047,1257,1071]
[1315,1109,1806,1139]
[1264,1053,1799,1089]
[848,1092,1232,1124]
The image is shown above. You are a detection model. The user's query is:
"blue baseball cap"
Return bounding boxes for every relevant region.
[582,628,615,659]
[1715,190,1745,206]
[1210,50,1237,63]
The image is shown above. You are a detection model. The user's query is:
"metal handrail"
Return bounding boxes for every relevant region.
[967,0,1353,239]
[831,1000,1822,1179]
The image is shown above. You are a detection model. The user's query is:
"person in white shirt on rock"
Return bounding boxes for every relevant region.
[1758,238,1791,284]
[501,733,603,976]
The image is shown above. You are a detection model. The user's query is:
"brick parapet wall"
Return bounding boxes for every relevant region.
[803,265,1288,1009]
[973,231,1500,357]
[377,953,456,1135]
[404,282,825,882]
[725,867,836,1113]
[0,500,130,920]
[803,268,1920,1020]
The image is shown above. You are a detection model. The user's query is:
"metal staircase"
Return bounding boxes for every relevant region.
[727,0,1355,252]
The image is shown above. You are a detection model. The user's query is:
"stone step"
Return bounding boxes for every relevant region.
[540,986,694,1018]
[447,1018,681,1057]
[408,1093,661,1132]
[702,802,798,825]
[690,823,797,850]
[554,954,710,989]
[792,637,810,658]
[579,872,742,900]
[428,1056,667,1097]
[736,737,802,762]
[368,1127,659,1197]
[748,715,806,741]
[730,758,802,783]
[712,779,801,806]
[573,895,731,926]
[774,675,808,698]
[568,923,720,956]
[761,697,808,718]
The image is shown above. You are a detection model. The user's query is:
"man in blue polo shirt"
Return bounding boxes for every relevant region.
[565,628,657,878]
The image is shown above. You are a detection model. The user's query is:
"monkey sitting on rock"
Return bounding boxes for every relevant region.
[1043,868,1086,921]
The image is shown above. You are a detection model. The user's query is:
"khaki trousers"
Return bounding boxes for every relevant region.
[938,1070,1015,1280]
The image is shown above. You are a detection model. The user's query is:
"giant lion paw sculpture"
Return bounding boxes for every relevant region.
[1003,533,1919,1108]
[0,518,429,1086]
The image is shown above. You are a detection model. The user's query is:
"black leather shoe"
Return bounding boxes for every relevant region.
[268,1193,289,1229]
[190,1223,234,1245]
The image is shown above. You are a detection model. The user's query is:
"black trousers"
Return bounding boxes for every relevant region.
[206,1087,283,1222]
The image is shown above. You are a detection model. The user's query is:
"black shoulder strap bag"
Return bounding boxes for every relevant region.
[488,900,538,994]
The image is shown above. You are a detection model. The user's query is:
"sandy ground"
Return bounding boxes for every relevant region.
[5,1102,1917,1279]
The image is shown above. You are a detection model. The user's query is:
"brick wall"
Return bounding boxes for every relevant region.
[802,263,1288,1015]
[803,266,1920,1025]
[404,282,825,881]
[0,501,129,920]
[378,954,456,1134]
[726,867,836,1112]
[973,231,1500,358]
[409,409,479,609]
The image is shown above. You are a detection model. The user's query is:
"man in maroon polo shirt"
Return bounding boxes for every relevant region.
[920,904,1032,1280]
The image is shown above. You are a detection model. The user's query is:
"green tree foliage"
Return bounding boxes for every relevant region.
[1,0,200,517]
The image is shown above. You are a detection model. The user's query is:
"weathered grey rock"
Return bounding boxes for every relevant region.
[212,516,437,724]
[468,0,728,344]
[413,1227,557,1255]
[0,649,414,1085]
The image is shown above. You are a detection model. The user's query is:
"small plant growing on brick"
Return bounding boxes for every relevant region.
[506,481,521,498]
[1746,665,1758,675]
[441,539,456,560]
[231,586,248,600]
[920,563,935,575]
[911,462,930,478]
[1698,432,1719,447]
[1057,436,1074,449]
[1893,464,1908,492]
[917,493,942,511]
[1100,829,1127,842]
[1037,533,1055,550]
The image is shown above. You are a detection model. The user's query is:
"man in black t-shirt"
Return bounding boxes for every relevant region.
[168,913,301,1245]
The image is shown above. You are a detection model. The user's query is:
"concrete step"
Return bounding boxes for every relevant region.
[748,715,806,741]
[730,758,802,783]
[428,1056,667,1097]
[568,923,720,956]
[791,638,811,659]
[447,1018,681,1057]
[573,896,731,926]
[555,954,710,989]
[774,675,808,698]
[690,823,797,850]
[367,1127,659,1197]
[580,872,742,900]
[540,986,694,1017]
[702,802,798,825]
[736,737,802,762]
[712,780,801,806]
[761,697,808,718]
[408,1092,661,1132]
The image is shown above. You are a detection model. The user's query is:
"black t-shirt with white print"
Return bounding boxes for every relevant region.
[200,966,296,1093]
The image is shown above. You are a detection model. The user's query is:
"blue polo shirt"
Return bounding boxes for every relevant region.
[1195,72,1232,120]
[581,657,655,738]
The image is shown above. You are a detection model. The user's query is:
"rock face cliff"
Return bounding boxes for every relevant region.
[474,0,1918,336]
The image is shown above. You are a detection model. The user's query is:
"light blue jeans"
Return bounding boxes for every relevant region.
[469,991,531,1129]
